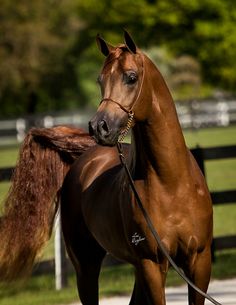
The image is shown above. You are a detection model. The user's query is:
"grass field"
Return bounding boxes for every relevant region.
[0,125,235,305]
[0,249,236,305]
[184,126,236,237]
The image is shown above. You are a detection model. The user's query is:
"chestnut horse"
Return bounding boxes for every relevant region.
[62,33,213,304]
[0,32,213,305]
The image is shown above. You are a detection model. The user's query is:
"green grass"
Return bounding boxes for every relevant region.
[184,126,236,238]
[213,205,236,236]
[206,159,236,191]
[0,146,18,202]
[0,274,78,305]
[0,182,10,203]
[0,249,236,305]
[183,125,236,148]
[0,146,19,167]
[184,127,236,192]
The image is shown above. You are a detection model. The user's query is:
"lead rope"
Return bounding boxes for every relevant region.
[116,141,222,305]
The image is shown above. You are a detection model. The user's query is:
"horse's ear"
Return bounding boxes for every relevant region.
[96,34,114,56]
[124,30,137,54]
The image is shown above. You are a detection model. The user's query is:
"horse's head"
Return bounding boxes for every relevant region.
[89,31,152,146]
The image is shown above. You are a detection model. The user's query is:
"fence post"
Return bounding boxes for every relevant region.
[54,211,68,290]
[191,145,205,176]
[16,118,26,142]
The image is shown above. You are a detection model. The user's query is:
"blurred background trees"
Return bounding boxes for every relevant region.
[0,0,236,117]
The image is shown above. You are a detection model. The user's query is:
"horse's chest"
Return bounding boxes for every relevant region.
[122,196,201,260]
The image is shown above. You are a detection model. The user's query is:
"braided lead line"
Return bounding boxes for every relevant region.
[118,111,134,142]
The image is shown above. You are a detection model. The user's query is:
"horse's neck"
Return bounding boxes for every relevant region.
[131,62,189,186]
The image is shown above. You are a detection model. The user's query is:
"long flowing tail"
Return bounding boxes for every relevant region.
[0,126,95,281]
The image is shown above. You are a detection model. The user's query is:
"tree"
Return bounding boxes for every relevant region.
[0,0,82,117]
[0,0,236,117]
[74,0,236,97]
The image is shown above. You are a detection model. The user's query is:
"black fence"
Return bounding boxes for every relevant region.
[191,145,236,256]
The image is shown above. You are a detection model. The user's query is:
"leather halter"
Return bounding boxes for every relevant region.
[100,98,132,114]
[99,53,145,141]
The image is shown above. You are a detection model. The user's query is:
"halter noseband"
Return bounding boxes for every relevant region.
[100,98,131,114]
[99,97,135,142]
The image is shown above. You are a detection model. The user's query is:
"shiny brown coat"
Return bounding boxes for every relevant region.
[61,33,213,305]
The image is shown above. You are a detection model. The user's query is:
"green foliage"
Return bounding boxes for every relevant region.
[0,0,236,116]
[0,0,83,116]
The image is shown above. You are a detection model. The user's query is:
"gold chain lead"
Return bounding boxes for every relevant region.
[118,111,134,142]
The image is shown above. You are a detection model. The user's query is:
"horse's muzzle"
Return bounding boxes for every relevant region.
[88,117,119,147]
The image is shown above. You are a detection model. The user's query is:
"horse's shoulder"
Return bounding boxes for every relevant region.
[66,145,120,188]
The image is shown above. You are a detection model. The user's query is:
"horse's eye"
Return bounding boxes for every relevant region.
[124,71,138,85]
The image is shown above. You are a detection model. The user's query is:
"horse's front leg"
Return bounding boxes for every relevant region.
[185,246,212,305]
[130,259,167,305]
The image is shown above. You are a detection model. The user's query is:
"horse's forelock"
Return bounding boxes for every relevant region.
[103,45,134,68]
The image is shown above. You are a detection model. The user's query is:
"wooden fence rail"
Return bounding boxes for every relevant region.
[191,145,236,208]
[191,145,236,254]
[0,167,13,181]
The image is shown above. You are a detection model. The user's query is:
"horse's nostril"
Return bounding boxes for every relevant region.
[98,120,110,137]
[99,120,108,131]
[88,121,94,136]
